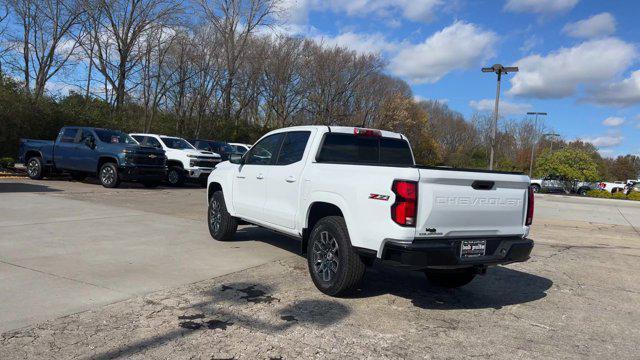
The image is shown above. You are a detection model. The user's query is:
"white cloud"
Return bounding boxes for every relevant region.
[581,134,623,147]
[389,21,497,84]
[562,12,616,38]
[602,116,625,127]
[312,32,399,55]
[469,98,533,116]
[585,70,640,107]
[508,38,637,98]
[504,0,579,14]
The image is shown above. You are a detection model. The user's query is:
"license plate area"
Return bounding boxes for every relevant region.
[460,239,486,258]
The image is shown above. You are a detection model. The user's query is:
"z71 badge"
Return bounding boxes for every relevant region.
[369,194,390,201]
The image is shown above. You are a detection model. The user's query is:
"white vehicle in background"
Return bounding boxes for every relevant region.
[228,142,252,155]
[206,126,534,296]
[131,133,221,186]
[530,177,597,196]
[598,181,626,193]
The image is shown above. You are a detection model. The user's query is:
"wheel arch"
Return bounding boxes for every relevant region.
[24,150,43,162]
[302,195,356,256]
[97,156,118,173]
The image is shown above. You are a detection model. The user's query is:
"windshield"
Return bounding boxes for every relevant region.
[160,137,195,150]
[234,145,248,154]
[217,143,236,153]
[95,129,137,144]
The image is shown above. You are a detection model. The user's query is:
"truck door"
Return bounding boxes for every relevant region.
[232,133,284,221]
[262,131,313,229]
[54,127,80,170]
[76,129,98,172]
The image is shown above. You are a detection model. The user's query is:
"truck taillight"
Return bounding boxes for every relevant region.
[391,180,417,227]
[526,185,535,226]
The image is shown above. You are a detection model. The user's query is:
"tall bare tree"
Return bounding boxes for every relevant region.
[81,0,178,110]
[197,0,277,125]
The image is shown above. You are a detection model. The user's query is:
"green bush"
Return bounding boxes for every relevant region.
[627,192,640,201]
[586,190,611,198]
[612,192,627,200]
[0,157,15,169]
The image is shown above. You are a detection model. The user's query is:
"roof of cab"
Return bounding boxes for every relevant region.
[264,125,404,139]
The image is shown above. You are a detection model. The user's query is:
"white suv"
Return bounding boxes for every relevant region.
[131,133,221,186]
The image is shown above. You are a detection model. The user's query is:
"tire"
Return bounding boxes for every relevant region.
[307,216,365,296]
[70,172,86,181]
[208,191,238,241]
[142,181,160,188]
[99,162,120,188]
[577,187,588,196]
[530,184,541,193]
[167,166,185,187]
[26,156,44,180]
[424,268,476,288]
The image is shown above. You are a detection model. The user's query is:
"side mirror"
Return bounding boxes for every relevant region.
[229,153,243,164]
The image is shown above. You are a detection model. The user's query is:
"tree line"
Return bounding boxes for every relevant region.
[0,0,637,181]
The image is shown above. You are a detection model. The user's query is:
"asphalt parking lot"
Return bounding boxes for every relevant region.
[1,178,640,359]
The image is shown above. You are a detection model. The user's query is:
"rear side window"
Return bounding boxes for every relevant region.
[317,133,413,166]
[60,128,78,143]
[277,131,311,165]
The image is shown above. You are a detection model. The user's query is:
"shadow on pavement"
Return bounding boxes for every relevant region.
[0,182,62,193]
[88,282,349,360]
[233,226,552,310]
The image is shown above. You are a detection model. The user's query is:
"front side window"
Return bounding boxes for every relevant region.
[160,137,195,150]
[60,128,78,143]
[245,134,284,165]
[145,137,162,148]
[95,129,137,144]
[131,135,145,144]
[277,131,311,165]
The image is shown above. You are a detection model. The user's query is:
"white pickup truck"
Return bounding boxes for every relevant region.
[131,133,221,186]
[206,126,534,296]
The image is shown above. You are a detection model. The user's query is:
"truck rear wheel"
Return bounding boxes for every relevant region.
[424,268,476,288]
[99,163,120,188]
[307,216,365,296]
[208,191,238,241]
[26,157,44,180]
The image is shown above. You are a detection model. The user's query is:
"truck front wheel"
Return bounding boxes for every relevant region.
[167,167,185,186]
[26,157,44,180]
[424,268,476,288]
[99,163,120,188]
[307,216,365,296]
[208,191,238,241]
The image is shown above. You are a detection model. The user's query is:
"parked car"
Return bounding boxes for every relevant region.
[530,177,597,195]
[130,133,221,186]
[187,139,240,161]
[228,142,252,154]
[206,126,534,296]
[19,127,167,188]
[598,181,626,193]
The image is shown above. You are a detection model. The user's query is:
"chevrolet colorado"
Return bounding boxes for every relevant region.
[131,133,221,186]
[19,127,167,188]
[206,126,534,296]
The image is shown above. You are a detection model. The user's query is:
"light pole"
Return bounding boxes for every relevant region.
[543,133,560,152]
[527,111,547,177]
[482,64,519,170]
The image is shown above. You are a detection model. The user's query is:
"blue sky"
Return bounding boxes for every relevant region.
[276,0,640,157]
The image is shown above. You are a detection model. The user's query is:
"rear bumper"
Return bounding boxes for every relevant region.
[380,236,533,269]
[119,165,167,181]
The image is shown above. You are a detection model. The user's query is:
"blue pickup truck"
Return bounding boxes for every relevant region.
[19,127,167,188]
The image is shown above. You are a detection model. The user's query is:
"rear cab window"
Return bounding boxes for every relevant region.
[316,133,414,166]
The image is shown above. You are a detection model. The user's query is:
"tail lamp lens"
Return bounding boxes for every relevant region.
[526,185,535,226]
[391,180,417,226]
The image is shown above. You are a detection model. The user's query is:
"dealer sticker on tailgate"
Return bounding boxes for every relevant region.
[460,239,486,258]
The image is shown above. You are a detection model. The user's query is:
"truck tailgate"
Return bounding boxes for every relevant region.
[415,168,530,238]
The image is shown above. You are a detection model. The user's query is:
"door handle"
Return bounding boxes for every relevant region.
[256,174,264,180]
[285,176,296,183]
